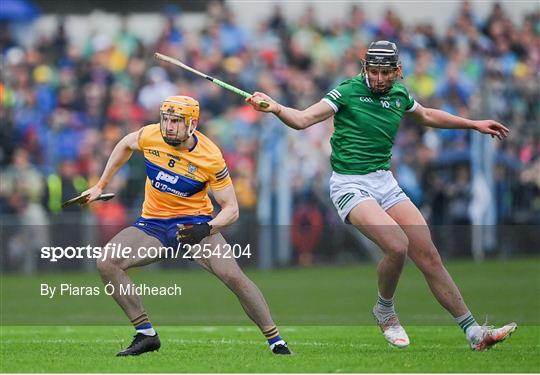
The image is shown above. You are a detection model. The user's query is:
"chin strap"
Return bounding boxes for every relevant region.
[186,119,196,137]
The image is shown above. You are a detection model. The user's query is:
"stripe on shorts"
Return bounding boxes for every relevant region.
[337,192,355,209]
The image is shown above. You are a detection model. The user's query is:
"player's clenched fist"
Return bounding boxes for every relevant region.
[81,185,103,205]
[246,92,280,114]
[176,223,212,245]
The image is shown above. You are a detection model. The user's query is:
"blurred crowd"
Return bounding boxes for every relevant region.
[1,0,539,241]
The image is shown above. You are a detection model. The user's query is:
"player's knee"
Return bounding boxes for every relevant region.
[96,258,110,274]
[419,250,443,274]
[385,237,409,258]
[218,271,246,290]
[96,257,124,274]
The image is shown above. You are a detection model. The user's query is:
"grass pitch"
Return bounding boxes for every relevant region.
[1,258,539,372]
[1,325,538,373]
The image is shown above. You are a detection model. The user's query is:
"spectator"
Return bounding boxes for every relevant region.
[1,1,537,240]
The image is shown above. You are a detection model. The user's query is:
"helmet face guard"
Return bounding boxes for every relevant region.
[159,96,200,146]
[160,112,191,146]
[362,40,402,95]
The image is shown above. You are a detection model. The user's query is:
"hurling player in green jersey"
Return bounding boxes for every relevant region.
[247,41,515,351]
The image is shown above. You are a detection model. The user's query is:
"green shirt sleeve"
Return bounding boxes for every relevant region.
[322,80,352,113]
[403,86,418,112]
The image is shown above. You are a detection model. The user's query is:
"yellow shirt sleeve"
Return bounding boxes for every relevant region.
[209,156,232,191]
[137,126,148,150]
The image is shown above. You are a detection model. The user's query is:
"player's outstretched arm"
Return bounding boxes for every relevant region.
[207,185,240,234]
[82,130,142,203]
[407,103,510,140]
[246,92,334,130]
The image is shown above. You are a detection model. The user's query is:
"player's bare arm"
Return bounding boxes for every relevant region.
[82,130,142,203]
[208,185,239,233]
[303,40,517,351]
[246,92,334,130]
[407,103,510,140]
[92,95,291,356]
[176,185,239,245]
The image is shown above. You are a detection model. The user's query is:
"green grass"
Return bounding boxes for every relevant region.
[2,258,539,325]
[1,258,539,372]
[1,325,538,373]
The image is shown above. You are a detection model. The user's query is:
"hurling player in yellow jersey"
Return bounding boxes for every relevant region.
[83,96,291,356]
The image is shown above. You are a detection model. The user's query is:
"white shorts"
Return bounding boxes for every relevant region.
[329,170,410,223]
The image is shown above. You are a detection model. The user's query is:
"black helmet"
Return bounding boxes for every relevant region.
[363,40,402,94]
[365,40,400,67]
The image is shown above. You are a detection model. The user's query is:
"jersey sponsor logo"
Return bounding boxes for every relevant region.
[148,149,160,157]
[145,158,205,198]
[359,96,375,103]
[156,171,179,184]
[151,179,190,197]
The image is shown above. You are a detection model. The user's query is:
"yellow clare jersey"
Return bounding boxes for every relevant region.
[137,124,232,219]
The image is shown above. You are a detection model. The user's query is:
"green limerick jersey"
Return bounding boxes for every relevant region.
[323,75,418,175]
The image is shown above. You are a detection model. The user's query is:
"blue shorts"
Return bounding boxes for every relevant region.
[132,215,212,248]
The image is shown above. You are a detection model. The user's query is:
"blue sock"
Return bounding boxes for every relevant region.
[268,335,283,346]
[263,326,283,346]
[133,315,156,336]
